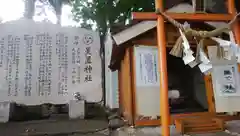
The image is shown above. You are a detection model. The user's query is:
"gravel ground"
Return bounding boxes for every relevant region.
[0,119,239,136]
[0,118,109,136]
[114,120,240,136]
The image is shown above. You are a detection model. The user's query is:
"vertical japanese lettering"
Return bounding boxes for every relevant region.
[24,35,33,96]
[144,53,154,83]
[14,36,20,96]
[6,35,13,96]
[84,46,93,82]
[0,37,4,67]
[0,25,101,104]
[72,36,81,84]
[56,33,68,95]
[6,35,20,96]
[222,67,236,94]
[36,33,52,96]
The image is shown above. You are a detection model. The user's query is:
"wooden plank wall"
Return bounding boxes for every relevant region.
[119,48,134,125]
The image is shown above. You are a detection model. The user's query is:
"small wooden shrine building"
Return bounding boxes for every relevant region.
[107,1,240,135]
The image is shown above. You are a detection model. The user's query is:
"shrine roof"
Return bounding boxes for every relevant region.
[108,3,230,71]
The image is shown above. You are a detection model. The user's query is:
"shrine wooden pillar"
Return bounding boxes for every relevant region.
[155,0,170,136]
[228,0,240,44]
[228,0,240,71]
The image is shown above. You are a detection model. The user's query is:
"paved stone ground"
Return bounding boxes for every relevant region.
[114,120,240,136]
[0,118,109,136]
[0,119,240,136]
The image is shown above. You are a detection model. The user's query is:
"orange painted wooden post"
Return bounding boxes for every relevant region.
[228,0,240,42]
[155,0,170,136]
[228,0,240,71]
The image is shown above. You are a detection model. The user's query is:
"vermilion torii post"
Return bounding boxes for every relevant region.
[131,0,240,136]
[228,0,240,47]
[155,0,170,136]
[228,0,240,72]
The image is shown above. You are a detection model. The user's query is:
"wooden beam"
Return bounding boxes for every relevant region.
[155,0,170,136]
[132,12,234,21]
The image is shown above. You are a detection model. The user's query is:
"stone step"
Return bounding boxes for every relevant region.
[174,116,225,134]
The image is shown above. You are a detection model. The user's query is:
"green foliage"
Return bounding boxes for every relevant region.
[71,0,155,37]
[71,0,240,38]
